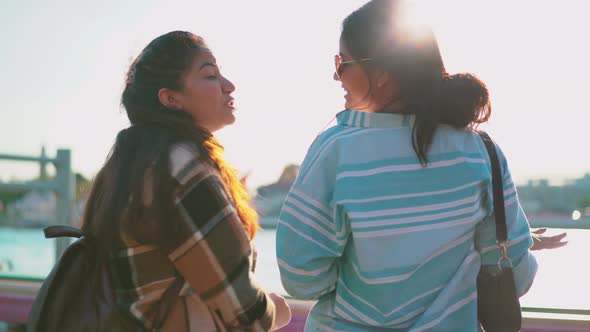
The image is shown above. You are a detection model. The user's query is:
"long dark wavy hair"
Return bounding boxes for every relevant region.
[341,0,491,164]
[81,31,258,256]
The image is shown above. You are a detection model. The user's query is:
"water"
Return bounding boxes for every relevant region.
[0,228,54,278]
[1,227,588,310]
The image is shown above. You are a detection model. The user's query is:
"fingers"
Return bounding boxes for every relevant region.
[543,241,568,249]
[532,228,547,235]
[532,232,569,250]
[546,232,567,241]
[540,241,568,249]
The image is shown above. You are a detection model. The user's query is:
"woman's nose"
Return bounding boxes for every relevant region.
[222,76,235,93]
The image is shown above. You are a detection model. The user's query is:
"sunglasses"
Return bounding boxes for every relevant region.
[334,54,374,79]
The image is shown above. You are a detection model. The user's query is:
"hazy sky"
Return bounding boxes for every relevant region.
[1,0,588,189]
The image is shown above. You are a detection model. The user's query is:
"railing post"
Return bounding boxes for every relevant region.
[39,146,48,180]
[53,149,74,259]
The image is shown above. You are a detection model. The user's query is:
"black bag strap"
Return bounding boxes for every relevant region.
[478,131,507,242]
[43,225,184,331]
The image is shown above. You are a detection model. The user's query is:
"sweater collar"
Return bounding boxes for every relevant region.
[336,109,414,128]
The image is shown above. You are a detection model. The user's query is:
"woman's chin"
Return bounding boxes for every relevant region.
[344,94,356,110]
[221,113,236,129]
[222,108,236,123]
[228,111,236,122]
[344,97,351,109]
[205,116,236,133]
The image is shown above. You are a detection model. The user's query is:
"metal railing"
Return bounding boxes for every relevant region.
[0,148,75,260]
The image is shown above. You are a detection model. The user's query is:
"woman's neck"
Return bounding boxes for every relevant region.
[376,99,406,114]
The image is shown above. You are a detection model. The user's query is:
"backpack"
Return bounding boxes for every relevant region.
[26,226,182,332]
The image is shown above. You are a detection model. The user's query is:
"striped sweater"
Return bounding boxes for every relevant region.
[276,109,537,332]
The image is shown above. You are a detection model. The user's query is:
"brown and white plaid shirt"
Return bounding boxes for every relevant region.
[109,143,275,331]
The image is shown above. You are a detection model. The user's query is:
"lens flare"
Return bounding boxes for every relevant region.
[396,0,435,42]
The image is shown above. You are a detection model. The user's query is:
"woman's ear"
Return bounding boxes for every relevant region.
[158,88,182,110]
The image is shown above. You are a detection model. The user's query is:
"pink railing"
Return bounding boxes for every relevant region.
[1,289,589,331]
[0,293,33,324]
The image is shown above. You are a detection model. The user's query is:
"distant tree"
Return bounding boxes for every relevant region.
[0,171,92,205]
[577,193,590,209]
[0,191,26,206]
[75,173,91,200]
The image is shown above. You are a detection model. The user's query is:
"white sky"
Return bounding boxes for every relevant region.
[1,0,589,188]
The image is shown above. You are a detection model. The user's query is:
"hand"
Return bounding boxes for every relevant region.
[530,228,568,251]
[269,292,292,331]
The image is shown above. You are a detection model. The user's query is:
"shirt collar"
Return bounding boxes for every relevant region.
[336,109,414,128]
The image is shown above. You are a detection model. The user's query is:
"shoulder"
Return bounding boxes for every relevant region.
[309,124,362,151]
[457,129,511,175]
[301,124,360,165]
[168,142,212,186]
[295,126,356,187]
